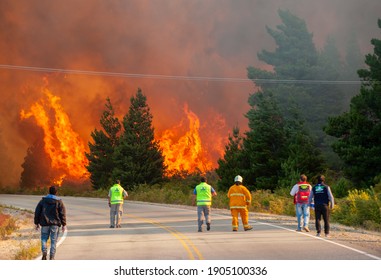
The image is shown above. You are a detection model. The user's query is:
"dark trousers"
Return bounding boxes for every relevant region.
[315,204,330,234]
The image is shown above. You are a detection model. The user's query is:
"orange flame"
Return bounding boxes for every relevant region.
[158,104,213,176]
[20,88,89,184]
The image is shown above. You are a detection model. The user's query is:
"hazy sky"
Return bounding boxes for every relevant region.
[0,0,380,185]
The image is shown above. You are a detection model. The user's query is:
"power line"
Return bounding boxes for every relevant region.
[0,63,366,85]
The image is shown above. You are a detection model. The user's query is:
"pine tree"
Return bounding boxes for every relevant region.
[247,10,352,167]
[113,88,165,189]
[216,126,244,191]
[242,91,288,190]
[86,97,121,190]
[325,19,381,186]
[279,105,326,188]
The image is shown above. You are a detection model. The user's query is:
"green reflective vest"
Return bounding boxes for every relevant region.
[195,182,213,206]
[110,184,125,204]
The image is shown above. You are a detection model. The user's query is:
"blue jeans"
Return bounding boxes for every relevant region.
[295,203,310,230]
[41,225,59,257]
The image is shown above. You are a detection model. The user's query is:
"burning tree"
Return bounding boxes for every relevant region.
[158,104,213,177]
[20,88,90,188]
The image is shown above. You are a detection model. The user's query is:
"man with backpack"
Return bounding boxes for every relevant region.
[290,174,312,232]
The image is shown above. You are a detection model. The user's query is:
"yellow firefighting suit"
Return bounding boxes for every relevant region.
[227,184,252,231]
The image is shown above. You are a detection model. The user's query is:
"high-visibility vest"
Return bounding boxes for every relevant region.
[195,182,213,206]
[110,184,125,204]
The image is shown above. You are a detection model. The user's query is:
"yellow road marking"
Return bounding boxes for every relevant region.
[126,214,204,260]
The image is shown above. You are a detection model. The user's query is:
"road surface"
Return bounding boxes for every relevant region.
[0,194,380,260]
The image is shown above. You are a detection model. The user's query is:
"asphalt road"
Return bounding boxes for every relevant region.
[0,194,380,260]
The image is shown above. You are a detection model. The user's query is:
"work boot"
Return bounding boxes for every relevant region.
[206,223,211,231]
[49,255,55,260]
[244,226,253,231]
[42,253,47,260]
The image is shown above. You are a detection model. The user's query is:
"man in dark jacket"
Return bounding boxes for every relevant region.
[308,175,335,238]
[34,185,66,260]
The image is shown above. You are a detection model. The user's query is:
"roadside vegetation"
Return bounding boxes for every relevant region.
[0,205,40,260]
[0,206,19,239]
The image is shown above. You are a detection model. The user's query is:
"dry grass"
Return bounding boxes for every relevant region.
[0,207,40,260]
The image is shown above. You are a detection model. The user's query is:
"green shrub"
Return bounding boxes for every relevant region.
[332,177,352,198]
[332,188,381,230]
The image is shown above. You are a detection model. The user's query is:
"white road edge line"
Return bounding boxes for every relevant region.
[253,219,381,260]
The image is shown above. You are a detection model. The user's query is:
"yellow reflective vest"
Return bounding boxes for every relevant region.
[227,184,251,209]
[109,184,126,204]
[195,182,213,206]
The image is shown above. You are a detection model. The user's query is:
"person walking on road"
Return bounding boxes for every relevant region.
[108,180,128,228]
[290,174,312,232]
[193,177,217,232]
[227,175,253,232]
[34,185,66,260]
[309,175,335,237]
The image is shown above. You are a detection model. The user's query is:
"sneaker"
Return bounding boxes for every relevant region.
[296,228,302,232]
[325,234,330,238]
[198,229,202,232]
[49,255,55,260]
[109,225,115,228]
[116,225,121,228]
[206,223,211,231]
[244,226,253,231]
[303,227,310,232]
[316,233,321,237]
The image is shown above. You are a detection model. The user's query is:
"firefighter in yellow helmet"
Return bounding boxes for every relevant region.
[227,175,253,231]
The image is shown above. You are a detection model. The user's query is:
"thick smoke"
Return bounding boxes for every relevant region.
[0,0,380,185]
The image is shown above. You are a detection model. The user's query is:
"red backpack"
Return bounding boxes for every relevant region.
[295,183,311,204]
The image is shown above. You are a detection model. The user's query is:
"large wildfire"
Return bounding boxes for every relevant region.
[158,104,214,176]
[20,87,90,185]
[20,85,220,186]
